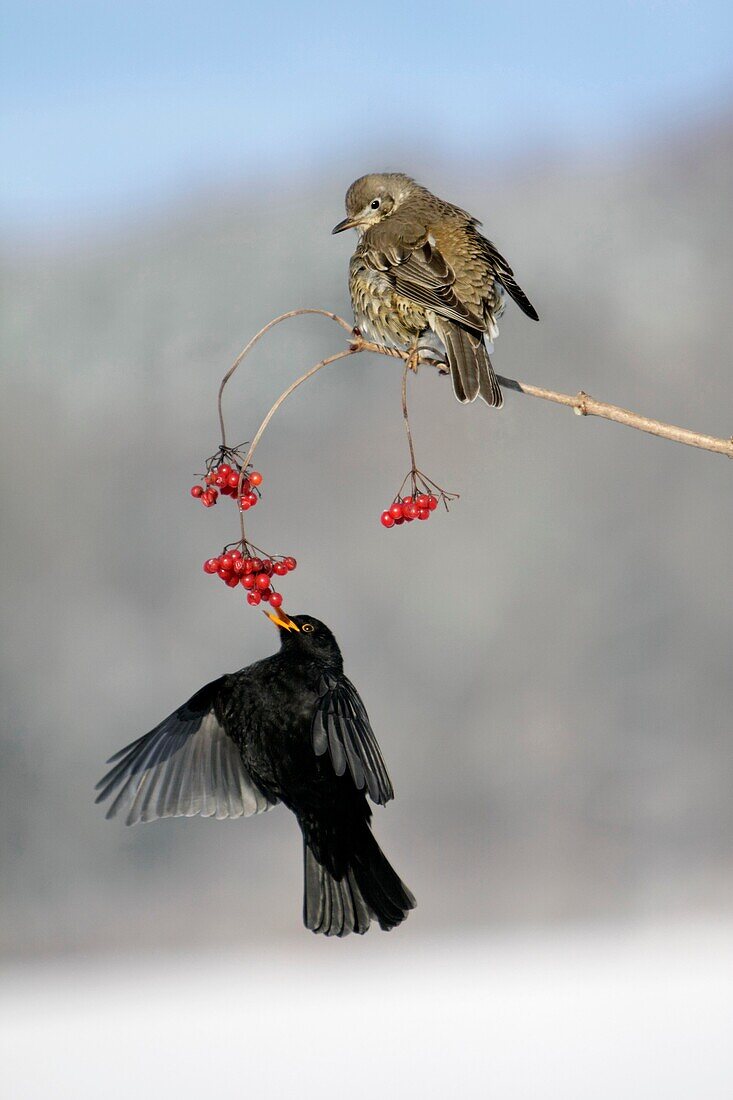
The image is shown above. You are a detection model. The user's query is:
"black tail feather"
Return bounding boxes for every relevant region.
[302,825,415,937]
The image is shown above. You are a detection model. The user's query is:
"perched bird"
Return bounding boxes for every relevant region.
[95,610,415,937]
[333,172,539,407]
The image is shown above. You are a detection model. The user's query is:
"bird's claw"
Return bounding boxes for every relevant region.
[406,348,421,374]
[349,327,365,353]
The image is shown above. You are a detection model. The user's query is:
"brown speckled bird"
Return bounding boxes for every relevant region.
[333,173,539,407]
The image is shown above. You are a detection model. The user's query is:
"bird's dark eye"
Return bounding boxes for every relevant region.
[370,199,381,210]
[301,622,315,633]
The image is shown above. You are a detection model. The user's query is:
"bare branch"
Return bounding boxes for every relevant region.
[235,346,357,545]
[219,309,733,463]
[239,347,356,470]
[217,308,352,445]
[497,376,733,459]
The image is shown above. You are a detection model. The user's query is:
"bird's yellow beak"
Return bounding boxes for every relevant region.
[331,216,357,234]
[264,609,300,632]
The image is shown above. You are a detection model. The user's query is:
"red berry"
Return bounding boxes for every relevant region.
[260,586,272,602]
[220,554,233,570]
[244,559,255,574]
[227,471,240,488]
[247,591,262,606]
[202,491,217,508]
[239,499,250,510]
[284,557,297,571]
[241,574,256,589]
[190,485,203,498]
[233,559,245,574]
[225,574,239,587]
[230,548,242,561]
[205,472,217,486]
[217,567,232,580]
[256,572,271,590]
[249,471,263,487]
[402,496,413,506]
[261,560,273,575]
[203,558,218,574]
[269,592,283,609]
[217,464,232,479]
[394,516,405,525]
[389,502,403,519]
[427,495,438,511]
[418,508,430,520]
[381,511,395,528]
[415,494,430,509]
[246,492,258,507]
[404,502,419,520]
[251,559,262,572]
[273,561,288,576]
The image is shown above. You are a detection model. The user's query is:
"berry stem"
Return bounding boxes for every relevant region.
[217,308,352,448]
[402,365,418,477]
[235,347,356,546]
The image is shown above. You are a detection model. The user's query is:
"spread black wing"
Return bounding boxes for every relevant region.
[311,673,394,806]
[95,678,275,826]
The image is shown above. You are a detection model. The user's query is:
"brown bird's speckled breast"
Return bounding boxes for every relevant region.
[349,253,428,347]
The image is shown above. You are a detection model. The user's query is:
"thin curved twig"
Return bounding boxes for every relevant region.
[401,366,418,472]
[235,346,357,543]
[217,308,352,445]
[239,347,356,470]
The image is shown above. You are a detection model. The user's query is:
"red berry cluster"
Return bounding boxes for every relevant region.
[190,458,263,511]
[380,493,439,528]
[203,545,297,608]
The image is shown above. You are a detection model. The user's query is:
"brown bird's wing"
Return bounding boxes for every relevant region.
[479,236,539,321]
[311,672,394,806]
[95,678,276,825]
[363,233,487,333]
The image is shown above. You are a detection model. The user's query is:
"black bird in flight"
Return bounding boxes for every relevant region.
[96,609,415,937]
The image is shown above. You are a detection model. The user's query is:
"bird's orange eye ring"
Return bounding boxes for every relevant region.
[301,623,315,633]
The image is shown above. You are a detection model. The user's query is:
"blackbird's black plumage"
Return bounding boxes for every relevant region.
[95,613,415,937]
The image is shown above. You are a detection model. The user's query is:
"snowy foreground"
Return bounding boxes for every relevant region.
[2,922,732,1099]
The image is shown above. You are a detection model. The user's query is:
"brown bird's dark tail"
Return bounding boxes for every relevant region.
[302,820,416,937]
[435,320,503,408]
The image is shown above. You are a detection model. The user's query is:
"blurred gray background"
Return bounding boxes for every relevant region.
[1,2,732,1096]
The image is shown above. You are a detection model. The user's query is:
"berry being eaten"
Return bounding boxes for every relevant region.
[202,541,297,610]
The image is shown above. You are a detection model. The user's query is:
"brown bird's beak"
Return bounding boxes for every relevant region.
[331,216,357,234]
[264,609,300,632]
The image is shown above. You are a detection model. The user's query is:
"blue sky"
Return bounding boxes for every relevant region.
[2,0,732,233]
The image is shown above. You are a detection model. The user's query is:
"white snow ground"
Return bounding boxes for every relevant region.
[2,922,732,1099]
